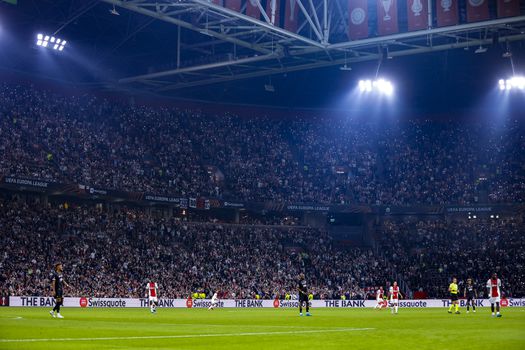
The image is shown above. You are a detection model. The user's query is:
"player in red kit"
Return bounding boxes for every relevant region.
[389,281,402,314]
[146,282,158,314]
[486,273,503,318]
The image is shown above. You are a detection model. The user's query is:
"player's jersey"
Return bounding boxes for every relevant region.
[486,278,501,298]
[147,282,158,298]
[51,271,64,296]
[449,283,458,295]
[389,286,399,299]
[298,279,307,294]
[465,284,475,298]
[376,289,384,301]
[211,293,218,303]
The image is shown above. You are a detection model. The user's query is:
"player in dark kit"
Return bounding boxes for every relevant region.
[297,273,311,316]
[464,278,477,313]
[49,263,70,319]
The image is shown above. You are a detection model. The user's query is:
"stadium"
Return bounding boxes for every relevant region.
[0,0,524,349]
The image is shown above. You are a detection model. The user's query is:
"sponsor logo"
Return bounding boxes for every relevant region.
[4,177,49,188]
[192,300,224,308]
[88,187,108,196]
[509,299,525,307]
[79,297,88,308]
[287,205,330,211]
[235,300,263,308]
[273,299,280,308]
[351,8,366,25]
[145,195,180,203]
[279,300,300,308]
[88,298,127,308]
[186,298,193,308]
[223,201,244,208]
[468,0,484,7]
[501,298,508,307]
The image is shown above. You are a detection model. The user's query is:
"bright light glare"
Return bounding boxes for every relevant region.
[499,76,525,91]
[358,78,394,95]
[35,33,67,52]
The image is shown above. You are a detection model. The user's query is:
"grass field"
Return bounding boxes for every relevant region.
[1,307,524,349]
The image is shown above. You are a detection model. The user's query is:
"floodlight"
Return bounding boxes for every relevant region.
[35,33,67,52]
[358,78,393,95]
[500,76,525,91]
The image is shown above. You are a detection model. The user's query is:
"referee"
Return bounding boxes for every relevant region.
[297,273,311,316]
[447,277,460,314]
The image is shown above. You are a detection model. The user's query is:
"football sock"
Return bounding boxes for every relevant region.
[455,304,459,312]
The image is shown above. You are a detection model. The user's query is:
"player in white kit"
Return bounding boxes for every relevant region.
[146,282,158,313]
[208,291,219,310]
[374,286,386,310]
[487,273,503,317]
[389,281,402,314]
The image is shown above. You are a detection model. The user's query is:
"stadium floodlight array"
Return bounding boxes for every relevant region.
[358,79,394,95]
[498,76,525,91]
[36,33,67,51]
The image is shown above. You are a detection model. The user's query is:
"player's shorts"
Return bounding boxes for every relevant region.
[489,296,501,304]
[149,296,158,303]
[450,294,458,302]
[299,294,309,303]
[466,296,474,303]
[390,298,399,304]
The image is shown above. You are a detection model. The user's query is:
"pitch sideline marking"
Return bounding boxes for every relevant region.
[0,328,375,343]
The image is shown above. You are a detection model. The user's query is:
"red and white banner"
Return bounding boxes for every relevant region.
[266,0,281,26]
[348,0,369,40]
[497,0,520,18]
[436,0,459,27]
[466,0,489,23]
[377,0,399,35]
[246,0,261,19]
[407,0,428,31]
[284,0,299,32]
[225,0,241,12]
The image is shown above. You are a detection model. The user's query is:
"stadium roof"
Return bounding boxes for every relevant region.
[1,0,524,109]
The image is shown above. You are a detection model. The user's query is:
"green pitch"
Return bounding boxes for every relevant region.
[1,307,524,349]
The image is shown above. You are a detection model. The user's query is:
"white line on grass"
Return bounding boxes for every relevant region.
[0,328,375,343]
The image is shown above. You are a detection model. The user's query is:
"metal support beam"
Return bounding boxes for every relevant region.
[296,0,324,42]
[155,33,525,91]
[101,0,273,54]
[119,53,279,83]
[191,0,326,48]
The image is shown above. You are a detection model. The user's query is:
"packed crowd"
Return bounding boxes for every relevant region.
[0,200,390,299]
[378,218,525,298]
[1,84,523,206]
